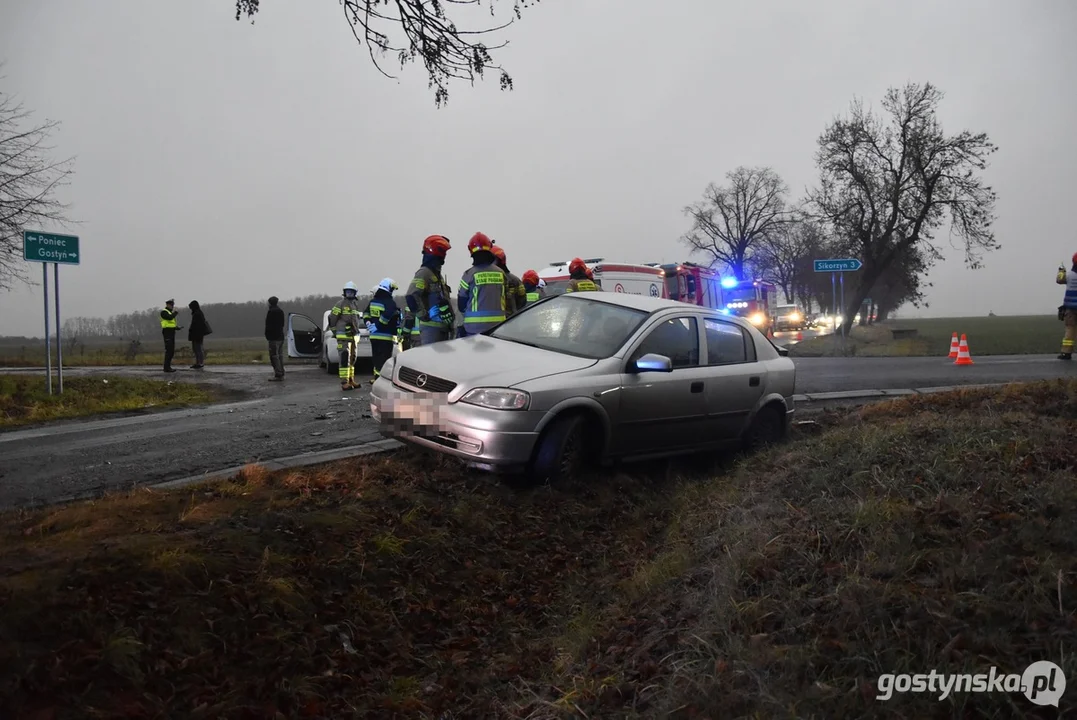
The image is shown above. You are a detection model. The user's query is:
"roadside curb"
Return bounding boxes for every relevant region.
[150,438,404,491]
[793,382,1008,403]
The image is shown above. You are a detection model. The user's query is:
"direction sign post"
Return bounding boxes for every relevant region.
[814,258,863,354]
[23,231,80,395]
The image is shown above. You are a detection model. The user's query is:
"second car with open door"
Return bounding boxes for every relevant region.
[286,313,323,362]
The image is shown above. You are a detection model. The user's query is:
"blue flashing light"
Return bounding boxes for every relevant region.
[720,308,731,315]
[720,277,738,289]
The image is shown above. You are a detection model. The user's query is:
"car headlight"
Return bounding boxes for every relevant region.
[460,387,530,410]
[789,312,801,322]
[379,357,395,379]
[749,312,766,326]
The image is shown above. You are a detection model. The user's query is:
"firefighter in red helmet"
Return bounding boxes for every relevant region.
[566,258,600,292]
[490,243,526,316]
[458,232,507,336]
[522,269,544,307]
[405,235,455,346]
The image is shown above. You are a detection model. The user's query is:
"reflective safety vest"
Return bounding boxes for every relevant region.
[160,308,178,331]
[407,266,453,329]
[363,295,399,341]
[567,278,599,293]
[1061,269,1077,309]
[459,263,506,334]
[524,284,544,307]
[331,298,364,339]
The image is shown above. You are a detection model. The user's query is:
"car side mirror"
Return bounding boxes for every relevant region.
[630,353,673,373]
[776,346,789,357]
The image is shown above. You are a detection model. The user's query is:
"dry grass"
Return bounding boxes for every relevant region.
[2,380,1075,718]
[791,314,1062,357]
[0,337,275,367]
[531,378,1077,718]
[0,374,218,428]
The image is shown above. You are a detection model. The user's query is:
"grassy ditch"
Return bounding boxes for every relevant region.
[0,374,219,428]
[1,379,1075,718]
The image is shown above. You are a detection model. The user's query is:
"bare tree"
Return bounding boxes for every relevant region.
[682,166,789,281]
[756,214,825,304]
[235,0,539,107]
[0,81,76,290]
[808,82,998,335]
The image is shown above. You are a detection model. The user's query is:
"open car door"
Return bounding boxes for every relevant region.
[287,313,323,359]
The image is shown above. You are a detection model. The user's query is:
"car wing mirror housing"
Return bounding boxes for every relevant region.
[631,353,673,373]
[776,346,789,357]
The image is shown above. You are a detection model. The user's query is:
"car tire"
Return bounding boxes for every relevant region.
[742,404,785,452]
[528,413,587,485]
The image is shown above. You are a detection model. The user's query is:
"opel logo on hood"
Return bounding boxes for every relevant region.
[415,373,429,388]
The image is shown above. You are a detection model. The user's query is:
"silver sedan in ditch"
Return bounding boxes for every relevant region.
[370,292,796,483]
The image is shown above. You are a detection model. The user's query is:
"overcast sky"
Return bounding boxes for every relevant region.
[1,0,1075,336]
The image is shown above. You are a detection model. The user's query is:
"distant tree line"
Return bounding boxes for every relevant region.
[682,82,997,331]
[58,293,360,344]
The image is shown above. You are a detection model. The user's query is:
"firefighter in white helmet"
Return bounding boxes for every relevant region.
[364,277,400,379]
[329,281,364,390]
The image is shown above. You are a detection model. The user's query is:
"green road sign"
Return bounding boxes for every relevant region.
[23,231,80,265]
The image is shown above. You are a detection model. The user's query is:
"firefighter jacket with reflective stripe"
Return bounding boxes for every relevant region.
[363,292,399,341]
[407,266,453,329]
[504,272,526,315]
[524,284,544,307]
[1060,269,1077,309]
[330,297,364,339]
[459,263,507,333]
[567,278,599,293]
[160,308,178,331]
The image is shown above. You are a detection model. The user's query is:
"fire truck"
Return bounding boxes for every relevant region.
[716,276,778,335]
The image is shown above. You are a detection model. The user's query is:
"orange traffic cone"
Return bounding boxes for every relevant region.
[953,334,973,365]
[796,331,804,341]
[948,332,960,359]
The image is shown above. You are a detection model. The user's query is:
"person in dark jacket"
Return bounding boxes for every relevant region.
[265,296,286,380]
[364,278,400,379]
[187,300,209,369]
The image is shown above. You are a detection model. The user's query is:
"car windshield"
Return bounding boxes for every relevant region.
[490,294,648,359]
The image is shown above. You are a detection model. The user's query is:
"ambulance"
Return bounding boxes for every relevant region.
[537,259,666,298]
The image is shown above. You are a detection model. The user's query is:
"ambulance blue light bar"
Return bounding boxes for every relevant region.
[720,277,738,289]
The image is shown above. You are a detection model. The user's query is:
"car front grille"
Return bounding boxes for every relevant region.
[397,366,458,393]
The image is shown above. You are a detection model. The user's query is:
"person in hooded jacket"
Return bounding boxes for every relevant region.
[187,300,211,369]
[364,278,400,378]
[458,232,507,336]
[491,243,526,317]
[406,235,455,346]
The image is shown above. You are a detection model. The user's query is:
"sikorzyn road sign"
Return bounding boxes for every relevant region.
[814,258,861,273]
[23,231,80,265]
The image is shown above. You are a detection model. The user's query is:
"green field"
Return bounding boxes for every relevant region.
[0,337,279,367]
[791,314,1064,357]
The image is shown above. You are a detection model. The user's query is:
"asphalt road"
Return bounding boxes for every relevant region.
[1,353,1074,509]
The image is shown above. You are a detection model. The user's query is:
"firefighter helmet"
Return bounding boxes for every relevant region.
[468,232,493,254]
[568,257,587,274]
[343,281,358,296]
[1072,251,1077,266]
[377,278,398,294]
[522,269,539,286]
[491,245,507,264]
[422,235,451,257]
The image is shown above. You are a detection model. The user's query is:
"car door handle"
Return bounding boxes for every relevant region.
[690,381,704,393]
[749,376,760,387]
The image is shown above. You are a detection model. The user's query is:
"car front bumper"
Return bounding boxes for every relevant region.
[369,379,543,471]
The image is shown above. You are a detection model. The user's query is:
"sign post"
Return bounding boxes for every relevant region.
[23,231,81,395]
[814,258,862,355]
